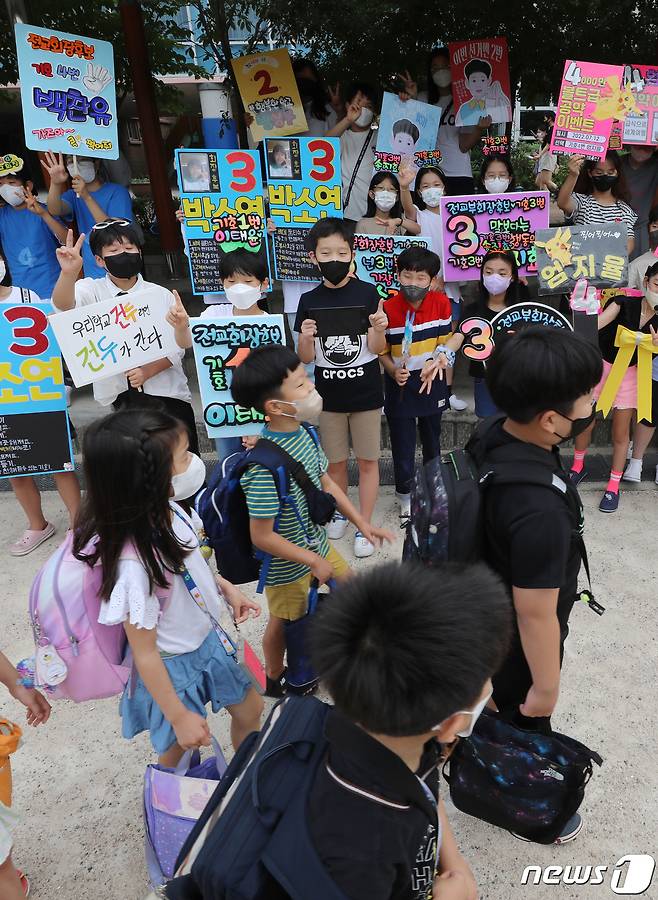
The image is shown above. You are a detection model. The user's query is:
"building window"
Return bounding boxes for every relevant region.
[127,118,143,144]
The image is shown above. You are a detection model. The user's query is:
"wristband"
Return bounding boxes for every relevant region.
[431,347,456,367]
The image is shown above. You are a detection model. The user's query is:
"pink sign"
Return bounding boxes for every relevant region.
[439,191,550,282]
[621,64,658,145]
[550,60,626,159]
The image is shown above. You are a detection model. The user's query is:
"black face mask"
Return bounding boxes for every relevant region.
[104,251,142,279]
[554,408,596,443]
[317,259,351,285]
[590,174,617,192]
[401,284,429,304]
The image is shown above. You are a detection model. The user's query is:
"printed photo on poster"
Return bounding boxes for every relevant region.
[353,234,430,301]
[232,48,307,142]
[535,225,628,294]
[449,38,512,126]
[14,23,118,159]
[440,192,550,282]
[190,314,285,438]
[374,93,442,175]
[621,64,658,145]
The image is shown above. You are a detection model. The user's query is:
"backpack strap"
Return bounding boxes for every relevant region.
[344,129,374,211]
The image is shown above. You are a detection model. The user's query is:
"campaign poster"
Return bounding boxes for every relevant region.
[0,154,24,177]
[621,64,658,145]
[232,48,307,142]
[0,303,73,478]
[535,225,628,294]
[14,23,118,159]
[374,92,442,175]
[458,302,572,364]
[190,314,285,438]
[481,134,510,157]
[439,191,550,281]
[449,38,512,126]
[175,148,270,295]
[550,60,627,160]
[353,234,431,302]
[49,288,178,387]
[265,137,342,281]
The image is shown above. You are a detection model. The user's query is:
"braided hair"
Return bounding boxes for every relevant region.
[73,409,189,599]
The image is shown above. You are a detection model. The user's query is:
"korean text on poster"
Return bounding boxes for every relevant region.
[374,93,442,175]
[439,191,549,282]
[459,302,572,363]
[353,234,431,302]
[49,288,178,387]
[0,303,73,479]
[232,48,307,142]
[266,137,342,281]
[535,226,628,295]
[448,37,512,126]
[621,65,658,145]
[14,23,118,159]
[176,148,271,296]
[190,314,285,438]
[550,60,626,160]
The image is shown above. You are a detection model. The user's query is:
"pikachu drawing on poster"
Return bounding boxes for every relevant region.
[592,77,641,122]
[535,227,573,269]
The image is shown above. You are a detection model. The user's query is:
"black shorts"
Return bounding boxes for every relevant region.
[638,379,658,428]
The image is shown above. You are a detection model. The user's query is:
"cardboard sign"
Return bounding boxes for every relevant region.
[0,303,73,478]
[439,191,550,282]
[266,137,342,282]
[620,65,658,145]
[190,314,285,438]
[353,234,431,302]
[374,92,442,175]
[449,38,512,126]
[550,60,627,159]
[232,48,307,141]
[49,288,178,387]
[175,148,270,295]
[0,154,24,176]
[458,302,572,363]
[15,23,118,159]
[535,226,628,294]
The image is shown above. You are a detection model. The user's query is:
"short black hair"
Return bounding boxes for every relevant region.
[230,343,301,413]
[89,219,142,256]
[344,81,377,106]
[644,261,658,281]
[648,204,658,228]
[464,59,492,80]
[305,217,354,252]
[392,119,420,143]
[364,172,403,220]
[397,246,441,278]
[310,561,511,736]
[486,326,603,423]
[220,248,268,283]
[413,165,447,210]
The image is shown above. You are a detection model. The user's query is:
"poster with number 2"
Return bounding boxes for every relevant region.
[232,48,307,141]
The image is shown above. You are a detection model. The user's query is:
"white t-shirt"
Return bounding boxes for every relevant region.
[0,286,41,305]
[299,103,338,137]
[73,273,190,406]
[98,505,233,655]
[340,128,378,221]
[417,92,473,180]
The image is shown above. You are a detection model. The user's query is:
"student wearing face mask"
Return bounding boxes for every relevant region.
[627,205,658,292]
[477,153,516,194]
[52,220,199,453]
[619,146,658,259]
[292,57,341,137]
[42,151,134,278]
[355,172,420,236]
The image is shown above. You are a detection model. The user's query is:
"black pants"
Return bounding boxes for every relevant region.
[113,390,200,455]
[387,414,442,495]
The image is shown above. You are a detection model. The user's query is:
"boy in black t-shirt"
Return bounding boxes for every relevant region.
[308,561,511,900]
[295,218,388,560]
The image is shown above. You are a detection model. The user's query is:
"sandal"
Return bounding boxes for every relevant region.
[16,869,30,896]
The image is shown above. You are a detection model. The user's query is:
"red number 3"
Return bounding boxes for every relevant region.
[308,139,335,182]
[226,151,257,193]
[4,306,50,356]
[254,69,278,96]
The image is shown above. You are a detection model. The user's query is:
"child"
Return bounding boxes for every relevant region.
[355,171,421,236]
[326,82,378,224]
[73,408,264,765]
[391,118,420,155]
[295,218,389,558]
[0,247,81,555]
[0,648,51,898]
[477,151,516,194]
[628,204,658,291]
[42,151,134,278]
[307,561,511,898]
[231,344,394,695]
[267,143,292,178]
[381,246,453,519]
[422,250,526,418]
[535,128,559,194]
[557,151,637,256]
[51,221,200,454]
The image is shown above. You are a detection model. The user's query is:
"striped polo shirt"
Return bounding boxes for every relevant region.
[240,426,330,586]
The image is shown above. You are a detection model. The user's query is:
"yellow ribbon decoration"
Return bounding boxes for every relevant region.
[596,325,658,421]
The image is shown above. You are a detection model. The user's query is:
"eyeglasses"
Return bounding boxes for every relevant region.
[91,219,131,231]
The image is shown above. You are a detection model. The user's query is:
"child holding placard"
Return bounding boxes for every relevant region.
[477,152,517,194]
[356,172,420,236]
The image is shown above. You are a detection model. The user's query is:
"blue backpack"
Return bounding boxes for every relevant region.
[165,696,348,900]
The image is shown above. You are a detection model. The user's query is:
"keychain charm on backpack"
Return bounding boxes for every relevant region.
[34,638,68,688]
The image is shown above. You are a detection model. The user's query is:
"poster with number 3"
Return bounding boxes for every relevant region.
[232,48,307,141]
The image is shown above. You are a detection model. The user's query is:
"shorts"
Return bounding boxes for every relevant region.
[0,798,18,864]
[639,379,658,427]
[265,544,350,621]
[319,409,381,463]
[593,359,637,410]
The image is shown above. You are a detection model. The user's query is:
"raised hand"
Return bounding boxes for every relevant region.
[345,98,363,124]
[40,150,69,185]
[55,229,85,277]
[568,154,585,177]
[165,290,189,330]
[70,174,88,198]
[398,69,418,100]
[477,114,493,129]
[419,357,445,394]
[328,82,342,113]
[369,298,388,333]
[398,162,416,189]
[23,189,44,216]
[83,63,112,94]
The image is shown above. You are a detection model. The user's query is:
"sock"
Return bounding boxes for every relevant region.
[571,450,586,473]
[606,469,623,494]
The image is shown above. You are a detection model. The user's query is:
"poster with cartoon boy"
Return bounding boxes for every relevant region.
[449,37,512,126]
[374,91,442,175]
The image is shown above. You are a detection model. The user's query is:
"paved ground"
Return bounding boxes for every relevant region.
[1,483,657,899]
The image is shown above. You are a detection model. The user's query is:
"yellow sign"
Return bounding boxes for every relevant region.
[0,154,24,176]
[597,325,658,421]
[232,48,307,142]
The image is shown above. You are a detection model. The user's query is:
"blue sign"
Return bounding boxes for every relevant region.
[375,92,442,175]
[15,23,118,160]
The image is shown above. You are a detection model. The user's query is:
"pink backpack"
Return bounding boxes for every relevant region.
[28,533,171,702]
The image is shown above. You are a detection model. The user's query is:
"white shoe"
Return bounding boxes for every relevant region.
[396,491,411,519]
[449,394,468,411]
[353,531,375,558]
[326,513,348,540]
[622,459,642,483]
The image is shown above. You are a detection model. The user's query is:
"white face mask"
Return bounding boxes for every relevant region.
[373,189,397,212]
[67,161,96,183]
[484,177,511,194]
[279,388,323,425]
[421,186,444,207]
[171,452,206,502]
[224,282,262,310]
[0,259,5,282]
[355,107,374,128]
[645,288,658,310]
[432,689,493,739]
[432,69,452,88]
[0,184,25,207]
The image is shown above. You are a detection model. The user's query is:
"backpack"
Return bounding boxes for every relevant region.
[27,532,171,702]
[166,695,348,900]
[197,424,336,591]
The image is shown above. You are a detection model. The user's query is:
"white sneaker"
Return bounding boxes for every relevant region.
[622,459,642,483]
[449,394,468,411]
[326,512,348,540]
[396,491,411,519]
[353,531,375,558]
